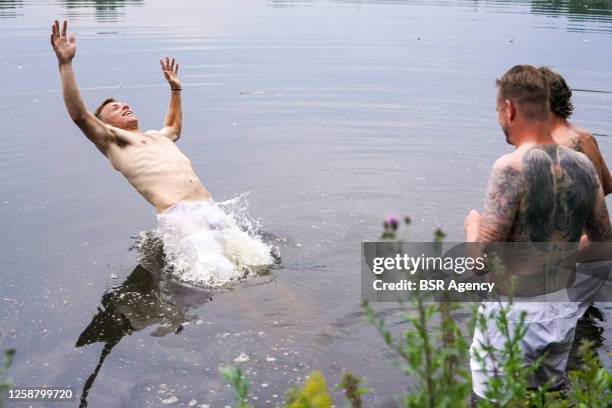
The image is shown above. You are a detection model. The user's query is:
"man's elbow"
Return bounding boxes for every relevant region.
[71,112,89,125]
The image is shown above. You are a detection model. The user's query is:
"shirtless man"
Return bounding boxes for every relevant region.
[539,66,612,196]
[464,65,612,398]
[50,20,274,283]
[537,67,611,320]
[50,20,210,213]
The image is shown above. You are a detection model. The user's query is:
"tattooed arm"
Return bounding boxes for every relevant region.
[599,151,612,196]
[574,181,612,263]
[476,155,524,243]
[585,183,612,243]
[576,132,612,195]
[463,155,523,276]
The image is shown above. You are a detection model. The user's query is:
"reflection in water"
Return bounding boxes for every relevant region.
[531,0,612,27]
[61,0,144,22]
[268,0,612,28]
[532,0,612,16]
[0,0,23,18]
[76,264,212,407]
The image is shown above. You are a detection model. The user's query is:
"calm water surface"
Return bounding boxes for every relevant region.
[1,0,612,406]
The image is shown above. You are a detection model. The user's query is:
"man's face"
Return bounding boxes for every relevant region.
[496,89,513,145]
[100,101,138,129]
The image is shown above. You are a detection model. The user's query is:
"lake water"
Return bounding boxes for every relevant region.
[1,0,612,406]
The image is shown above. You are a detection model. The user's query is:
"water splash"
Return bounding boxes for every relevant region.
[137,193,275,287]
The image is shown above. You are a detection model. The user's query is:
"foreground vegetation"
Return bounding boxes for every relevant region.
[0,335,15,408]
[220,217,612,407]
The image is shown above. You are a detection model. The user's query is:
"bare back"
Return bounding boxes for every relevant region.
[551,120,612,195]
[474,143,612,296]
[509,144,598,242]
[105,128,210,212]
[478,143,611,244]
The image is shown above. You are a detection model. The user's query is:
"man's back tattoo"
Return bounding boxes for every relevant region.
[518,145,597,242]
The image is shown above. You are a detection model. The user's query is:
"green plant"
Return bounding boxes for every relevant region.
[220,366,370,408]
[472,298,551,407]
[0,335,15,408]
[368,223,473,407]
[285,371,332,408]
[567,340,612,407]
[335,371,368,408]
[219,365,251,408]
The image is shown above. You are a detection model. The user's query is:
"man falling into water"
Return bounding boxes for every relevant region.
[51,20,272,284]
[464,65,612,398]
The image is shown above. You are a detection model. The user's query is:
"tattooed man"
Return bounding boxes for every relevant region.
[539,66,612,196]
[464,65,612,399]
[537,67,612,331]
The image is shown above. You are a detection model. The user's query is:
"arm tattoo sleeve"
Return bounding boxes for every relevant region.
[477,166,523,242]
[585,195,612,242]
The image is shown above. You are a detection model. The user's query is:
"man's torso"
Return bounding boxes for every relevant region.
[105,130,210,211]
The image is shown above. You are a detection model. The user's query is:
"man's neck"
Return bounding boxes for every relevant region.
[512,121,554,148]
[550,115,571,131]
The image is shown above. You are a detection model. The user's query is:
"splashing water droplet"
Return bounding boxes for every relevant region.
[137,193,275,287]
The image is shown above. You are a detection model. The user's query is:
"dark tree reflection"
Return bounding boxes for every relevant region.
[61,0,144,22]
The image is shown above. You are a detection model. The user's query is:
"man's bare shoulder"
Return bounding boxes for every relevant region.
[493,144,539,173]
[493,150,522,170]
[570,123,592,139]
[562,122,601,155]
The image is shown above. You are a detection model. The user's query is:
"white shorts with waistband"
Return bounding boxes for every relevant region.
[470,290,581,399]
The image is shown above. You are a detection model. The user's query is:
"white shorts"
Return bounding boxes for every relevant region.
[155,199,272,286]
[470,290,580,399]
[157,199,237,284]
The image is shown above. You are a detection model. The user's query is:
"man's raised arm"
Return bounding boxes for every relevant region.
[50,20,112,152]
[157,57,182,142]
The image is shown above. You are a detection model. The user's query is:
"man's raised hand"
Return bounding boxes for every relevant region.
[50,20,76,65]
[160,57,181,90]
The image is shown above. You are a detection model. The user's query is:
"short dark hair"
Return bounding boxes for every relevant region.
[93,97,116,120]
[496,65,550,121]
[538,66,574,119]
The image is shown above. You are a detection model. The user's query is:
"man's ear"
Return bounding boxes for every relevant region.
[505,99,515,121]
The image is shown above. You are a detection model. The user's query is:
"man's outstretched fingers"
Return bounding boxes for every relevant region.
[175,63,179,74]
[61,20,67,37]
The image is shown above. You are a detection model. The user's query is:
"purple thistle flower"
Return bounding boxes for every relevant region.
[384,215,399,231]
